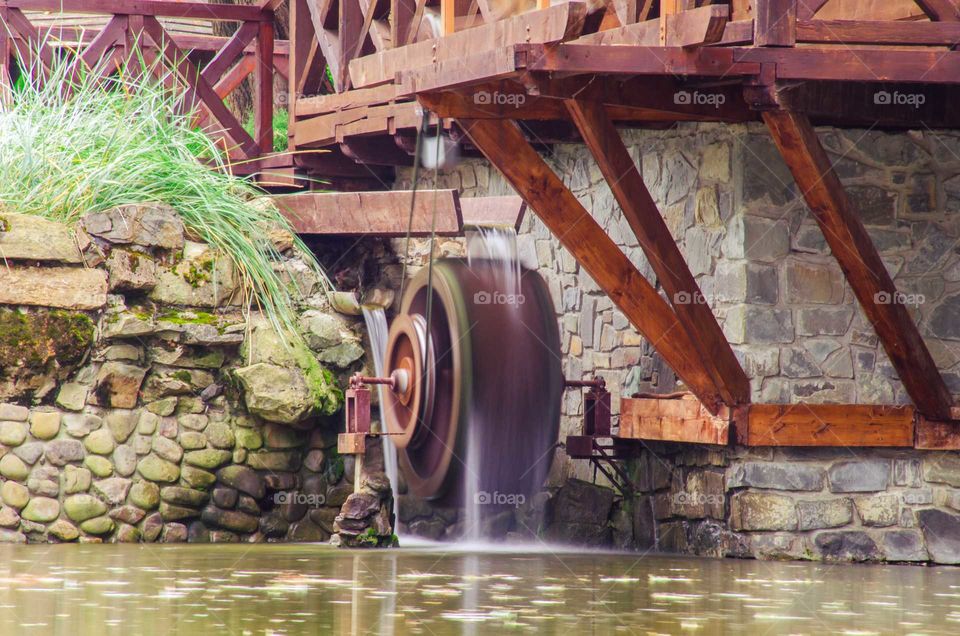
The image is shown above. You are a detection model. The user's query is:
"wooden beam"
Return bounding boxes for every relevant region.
[736,47,960,84]
[620,394,731,445]
[458,117,726,413]
[796,0,830,20]
[348,1,588,88]
[797,19,960,45]
[916,415,960,449]
[4,0,269,21]
[459,195,526,231]
[524,43,761,76]
[763,110,954,420]
[0,8,11,109]
[274,190,464,235]
[202,21,259,85]
[255,20,275,154]
[573,5,728,47]
[566,99,749,407]
[915,0,960,21]
[739,404,915,447]
[755,0,796,46]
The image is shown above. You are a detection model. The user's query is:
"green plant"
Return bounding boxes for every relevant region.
[243,108,289,154]
[0,51,332,350]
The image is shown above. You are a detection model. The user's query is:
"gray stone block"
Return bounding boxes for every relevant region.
[727,462,824,491]
[828,460,890,493]
[918,509,960,564]
[881,529,928,562]
[814,531,880,562]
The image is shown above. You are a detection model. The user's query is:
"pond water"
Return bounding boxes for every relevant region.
[1,541,958,635]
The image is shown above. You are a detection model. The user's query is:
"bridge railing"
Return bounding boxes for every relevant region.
[0,0,287,161]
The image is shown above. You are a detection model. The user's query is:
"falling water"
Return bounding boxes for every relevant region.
[361,306,400,531]
[463,225,523,543]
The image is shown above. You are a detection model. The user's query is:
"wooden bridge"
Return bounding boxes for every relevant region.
[5,0,960,448]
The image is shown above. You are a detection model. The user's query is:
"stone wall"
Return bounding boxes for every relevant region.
[0,205,393,545]
[389,123,960,562]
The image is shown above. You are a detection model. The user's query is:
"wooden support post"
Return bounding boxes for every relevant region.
[763,110,955,421]
[255,20,275,154]
[458,117,726,413]
[565,99,749,407]
[442,0,457,35]
[0,8,12,109]
[755,0,796,46]
[915,0,960,21]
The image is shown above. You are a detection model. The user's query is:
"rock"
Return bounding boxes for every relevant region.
[150,244,239,307]
[62,466,92,494]
[828,460,889,493]
[115,524,141,543]
[48,519,80,542]
[290,520,329,542]
[213,488,238,509]
[180,466,216,490]
[159,501,200,521]
[113,445,138,477]
[882,529,928,562]
[0,404,28,421]
[235,428,263,451]
[93,477,132,505]
[141,513,163,542]
[724,306,794,345]
[0,266,107,310]
[727,463,823,491]
[81,204,184,249]
[151,436,183,463]
[80,516,115,535]
[84,428,116,455]
[237,495,260,515]
[137,411,159,435]
[796,307,855,337]
[0,212,85,262]
[13,442,44,465]
[263,423,305,450]
[318,341,365,368]
[201,506,259,533]
[550,479,615,526]
[217,466,266,499]
[178,432,205,451]
[796,498,853,531]
[784,261,844,304]
[105,249,158,291]
[94,363,147,409]
[84,456,114,478]
[110,505,146,525]
[161,487,208,508]
[814,531,880,562]
[27,467,59,497]
[326,483,353,508]
[105,410,139,443]
[63,413,102,438]
[339,493,381,521]
[137,454,180,483]
[246,451,301,472]
[64,494,107,522]
[129,481,160,510]
[1,481,29,509]
[149,344,225,370]
[0,455,29,481]
[918,509,960,564]
[304,449,325,472]
[730,492,798,531]
[178,414,208,431]
[184,449,232,470]
[146,397,178,416]
[0,421,26,446]
[234,364,314,425]
[260,513,289,538]
[923,452,960,487]
[855,494,899,527]
[21,497,59,522]
[141,368,215,402]
[930,293,960,340]
[0,529,27,544]
[29,410,61,440]
[101,311,157,339]
[205,423,235,449]
[160,522,188,542]
[299,312,344,351]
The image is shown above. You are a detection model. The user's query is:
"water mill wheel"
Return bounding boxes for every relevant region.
[381,258,564,506]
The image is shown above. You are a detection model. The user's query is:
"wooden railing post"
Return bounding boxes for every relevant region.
[0,8,11,109]
[755,0,797,46]
[255,17,275,154]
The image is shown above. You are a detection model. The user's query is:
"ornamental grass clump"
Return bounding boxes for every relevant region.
[0,53,331,344]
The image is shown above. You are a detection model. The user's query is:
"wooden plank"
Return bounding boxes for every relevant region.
[297,82,400,116]
[294,100,417,147]
[459,195,526,231]
[68,14,127,85]
[348,1,588,88]
[525,43,761,76]
[575,5,727,46]
[915,0,960,21]
[620,397,729,444]
[4,0,269,21]
[566,99,749,408]
[255,20,275,154]
[916,416,960,449]
[796,18,960,44]
[742,404,915,447]
[737,47,960,83]
[202,21,259,84]
[797,0,830,20]
[755,0,796,46]
[459,117,726,413]
[339,0,365,90]
[273,190,464,236]
[763,110,954,420]
[0,8,11,109]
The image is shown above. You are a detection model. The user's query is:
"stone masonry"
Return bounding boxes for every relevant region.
[388,122,960,563]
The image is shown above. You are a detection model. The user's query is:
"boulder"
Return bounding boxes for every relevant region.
[0,212,86,262]
[0,266,107,310]
[29,410,61,440]
[63,494,107,522]
[92,478,132,505]
[814,531,881,562]
[201,506,259,534]
[81,204,184,249]
[105,249,158,291]
[137,454,180,483]
[93,363,148,409]
[217,465,265,499]
[235,363,313,424]
[150,243,239,307]
[129,481,161,510]
[20,497,60,523]
[550,479,614,526]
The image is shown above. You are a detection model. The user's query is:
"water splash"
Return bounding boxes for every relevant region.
[361,306,400,533]
[466,225,521,300]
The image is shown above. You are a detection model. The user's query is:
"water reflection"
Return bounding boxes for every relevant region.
[0,542,958,634]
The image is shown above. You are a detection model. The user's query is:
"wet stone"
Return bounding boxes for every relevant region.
[142,513,163,542]
[201,507,259,534]
[212,487,238,509]
[48,519,79,542]
[918,509,960,564]
[217,465,265,499]
[115,524,141,543]
[815,531,881,562]
[883,529,929,562]
[110,505,146,525]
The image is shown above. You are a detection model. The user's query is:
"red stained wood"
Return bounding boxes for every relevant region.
[620,395,730,445]
[459,117,726,413]
[6,0,269,21]
[523,43,761,76]
[755,0,796,46]
[255,20,275,153]
[763,110,954,420]
[797,18,960,45]
[565,99,749,408]
[203,21,259,84]
[915,0,960,21]
[916,416,960,449]
[273,190,464,236]
[459,196,526,231]
[741,404,915,447]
